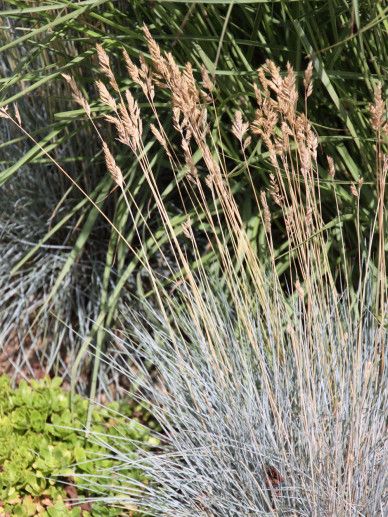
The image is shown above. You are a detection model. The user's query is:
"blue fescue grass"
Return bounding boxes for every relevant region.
[101,285,386,516]
[72,31,387,515]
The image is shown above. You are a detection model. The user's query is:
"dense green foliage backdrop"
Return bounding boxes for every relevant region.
[0,0,386,394]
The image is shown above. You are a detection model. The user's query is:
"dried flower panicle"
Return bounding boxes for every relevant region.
[123,50,156,101]
[370,82,385,132]
[182,218,194,240]
[96,43,119,92]
[243,136,252,151]
[62,74,91,116]
[232,111,249,143]
[260,191,271,233]
[102,142,123,188]
[350,182,359,198]
[142,25,208,133]
[251,97,278,153]
[96,80,117,110]
[138,55,155,100]
[294,280,305,301]
[327,155,335,178]
[150,124,167,149]
[201,65,214,93]
[284,206,296,237]
[303,61,313,99]
[269,174,283,207]
[14,103,21,125]
[123,48,140,85]
[305,206,313,227]
[252,60,320,168]
[122,90,143,151]
[0,106,9,119]
[142,25,163,72]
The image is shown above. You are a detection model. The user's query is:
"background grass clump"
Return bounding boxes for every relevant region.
[0,375,157,516]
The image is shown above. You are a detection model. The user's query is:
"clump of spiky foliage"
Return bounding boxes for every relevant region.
[0,51,106,385]
[0,167,102,384]
[65,29,387,515]
[102,282,386,516]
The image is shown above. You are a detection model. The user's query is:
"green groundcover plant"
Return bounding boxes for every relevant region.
[0,375,158,516]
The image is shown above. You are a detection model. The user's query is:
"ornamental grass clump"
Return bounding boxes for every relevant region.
[0,168,102,383]
[69,29,386,515]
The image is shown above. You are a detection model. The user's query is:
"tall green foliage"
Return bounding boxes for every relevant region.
[0,0,386,393]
